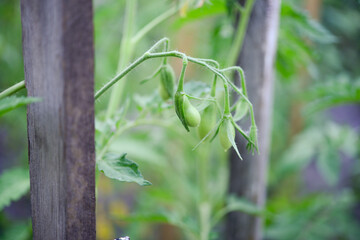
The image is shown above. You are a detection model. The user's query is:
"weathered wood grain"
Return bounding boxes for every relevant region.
[21,0,95,239]
[226,0,280,239]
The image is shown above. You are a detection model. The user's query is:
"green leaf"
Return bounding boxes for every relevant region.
[184,81,211,98]
[227,195,264,216]
[122,213,170,223]
[272,122,358,185]
[276,2,337,82]
[316,143,340,186]
[265,194,360,240]
[272,127,322,183]
[0,167,30,211]
[172,0,226,28]
[98,153,151,186]
[213,195,265,225]
[0,96,40,116]
[1,221,32,240]
[281,2,336,44]
[225,0,237,15]
[304,77,360,114]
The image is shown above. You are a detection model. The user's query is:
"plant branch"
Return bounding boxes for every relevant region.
[0,80,26,100]
[226,0,256,66]
[95,39,257,148]
[221,66,255,126]
[106,0,137,119]
[132,6,178,44]
[95,46,251,108]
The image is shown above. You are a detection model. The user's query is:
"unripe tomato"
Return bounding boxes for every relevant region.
[197,104,216,139]
[219,119,235,151]
[159,64,175,100]
[159,84,170,100]
[174,92,188,131]
[234,98,248,121]
[183,96,201,127]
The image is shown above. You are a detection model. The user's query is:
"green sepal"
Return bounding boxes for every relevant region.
[193,118,223,150]
[228,121,242,160]
[210,118,223,142]
[219,118,235,151]
[233,98,249,121]
[247,124,259,154]
[219,118,243,159]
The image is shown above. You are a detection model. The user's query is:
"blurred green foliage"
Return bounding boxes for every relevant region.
[0,0,32,239]
[0,168,29,212]
[268,0,360,239]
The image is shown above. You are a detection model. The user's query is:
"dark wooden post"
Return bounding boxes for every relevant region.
[21,0,96,239]
[226,0,280,239]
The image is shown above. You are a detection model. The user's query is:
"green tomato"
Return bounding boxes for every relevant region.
[233,98,249,121]
[159,64,175,100]
[159,84,170,100]
[197,104,216,139]
[219,119,235,151]
[183,96,201,127]
[174,92,189,131]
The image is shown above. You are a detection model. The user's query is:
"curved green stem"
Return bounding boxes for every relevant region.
[221,67,256,127]
[94,50,211,99]
[147,37,169,53]
[177,57,188,92]
[223,82,231,115]
[226,0,256,66]
[163,39,169,65]
[0,80,26,100]
[95,40,256,138]
[225,76,256,127]
[96,49,242,103]
[139,65,162,84]
[196,58,220,68]
[230,118,254,145]
[210,75,217,97]
[132,6,178,44]
[185,94,216,103]
[221,66,247,96]
[106,0,137,119]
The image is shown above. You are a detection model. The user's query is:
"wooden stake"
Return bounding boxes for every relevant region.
[21,0,96,238]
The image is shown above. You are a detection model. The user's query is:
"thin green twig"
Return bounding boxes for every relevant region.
[0,80,26,100]
[132,6,178,44]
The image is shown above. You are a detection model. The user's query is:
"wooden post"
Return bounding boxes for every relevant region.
[226,0,280,239]
[21,0,96,239]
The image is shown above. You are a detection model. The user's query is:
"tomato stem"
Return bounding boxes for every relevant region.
[0,80,26,100]
[226,0,256,66]
[176,57,188,92]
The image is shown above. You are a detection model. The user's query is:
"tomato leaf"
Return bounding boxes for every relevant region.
[98,153,151,186]
[0,167,30,211]
[226,195,264,216]
[0,96,40,116]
